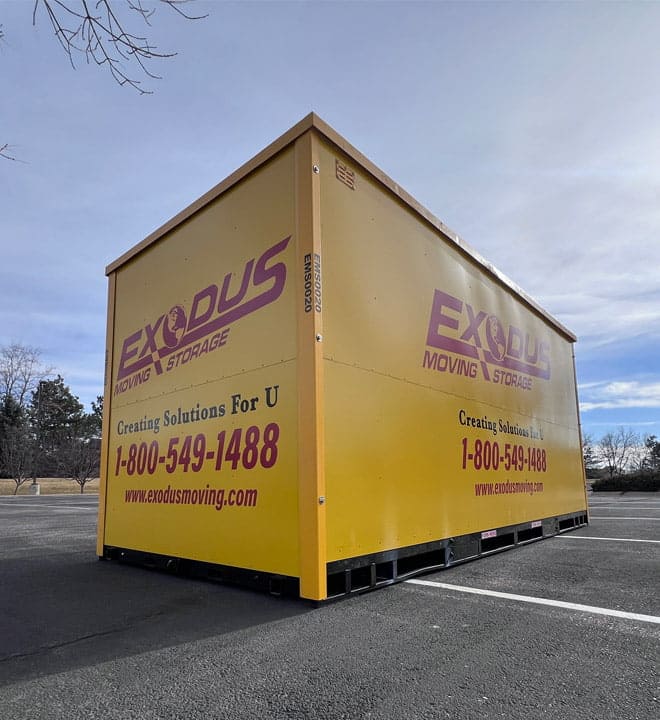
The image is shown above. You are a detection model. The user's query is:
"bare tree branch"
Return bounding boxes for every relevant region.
[159,0,207,21]
[0,144,17,161]
[32,0,207,94]
[0,143,28,163]
[3,1,206,160]
[127,0,207,24]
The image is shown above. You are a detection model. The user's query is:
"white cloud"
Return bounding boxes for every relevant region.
[580,380,660,411]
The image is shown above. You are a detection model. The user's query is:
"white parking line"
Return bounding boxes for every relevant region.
[406,579,660,625]
[590,499,660,503]
[557,535,660,544]
[589,516,660,521]
[0,503,96,511]
[588,506,660,510]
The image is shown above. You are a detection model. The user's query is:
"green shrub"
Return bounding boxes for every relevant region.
[592,472,659,492]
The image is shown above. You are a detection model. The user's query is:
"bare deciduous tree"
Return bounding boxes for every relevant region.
[0,344,53,410]
[60,438,100,493]
[0,426,35,494]
[582,432,598,477]
[642,435,660,472]
[598,427,639,479]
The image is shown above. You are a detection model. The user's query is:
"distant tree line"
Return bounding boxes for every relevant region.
[583,428,660,492]
[0,343,102,493]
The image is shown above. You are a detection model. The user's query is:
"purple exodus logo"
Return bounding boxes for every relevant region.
[424,289,551,382]
[116,236,291,384]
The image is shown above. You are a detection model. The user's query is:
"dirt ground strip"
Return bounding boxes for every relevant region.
[0,478,99,496]
[0,492,657,720]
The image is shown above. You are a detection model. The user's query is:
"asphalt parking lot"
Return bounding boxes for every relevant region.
[0,492,658,719]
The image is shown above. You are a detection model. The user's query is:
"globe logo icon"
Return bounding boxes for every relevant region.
[162,305,187,348]
[486,314,506,361]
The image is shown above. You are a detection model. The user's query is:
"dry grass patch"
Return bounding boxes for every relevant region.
[0,478,99,496]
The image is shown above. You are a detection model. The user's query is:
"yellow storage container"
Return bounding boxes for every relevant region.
[98,114,588,601]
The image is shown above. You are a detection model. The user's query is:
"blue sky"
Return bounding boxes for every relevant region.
[2,0,659,441]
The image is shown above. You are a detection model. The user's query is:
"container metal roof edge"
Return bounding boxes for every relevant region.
[105,112,577,343]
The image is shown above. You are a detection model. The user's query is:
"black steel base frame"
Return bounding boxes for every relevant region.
[100,546,301,598]
[325,510,588,599]
[101,509,588,601]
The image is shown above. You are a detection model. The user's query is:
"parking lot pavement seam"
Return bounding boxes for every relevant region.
[0,627,129,664]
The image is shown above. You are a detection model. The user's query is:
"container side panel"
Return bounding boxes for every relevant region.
[104,148,299,576]
[318,140,586,562]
